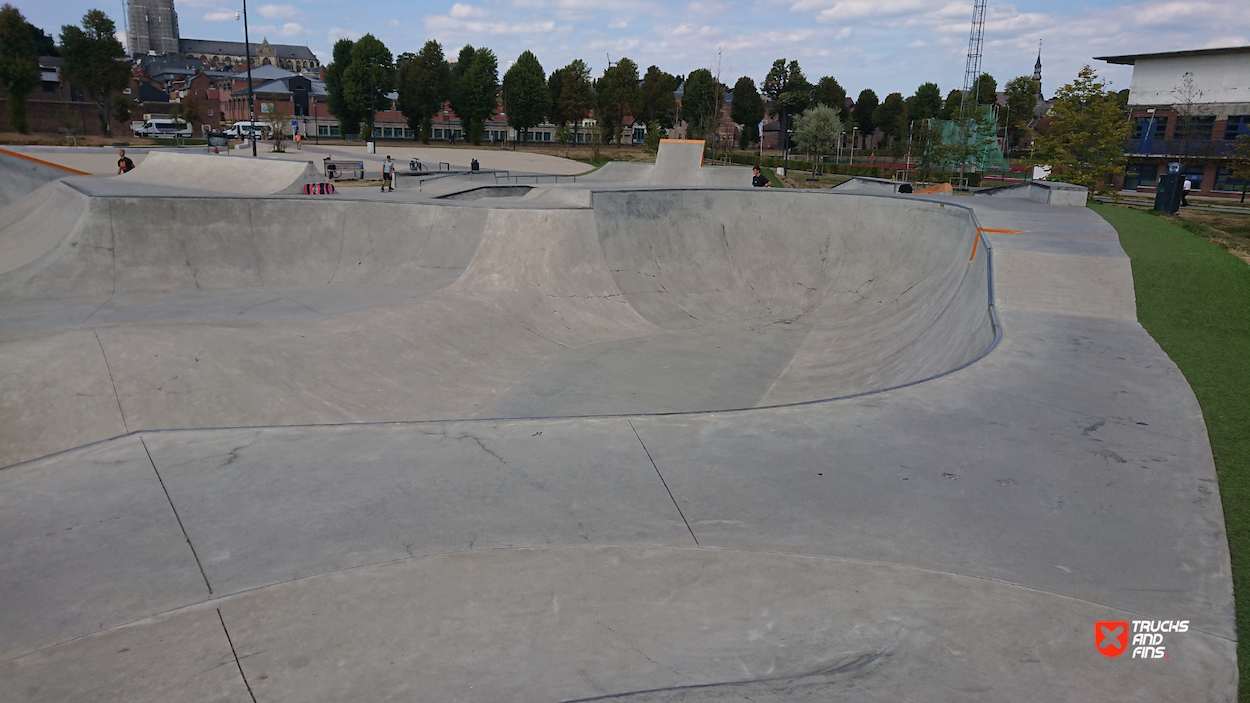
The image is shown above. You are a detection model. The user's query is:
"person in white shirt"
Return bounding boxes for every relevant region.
[1182,177,1192,207]
[381,156,394,192]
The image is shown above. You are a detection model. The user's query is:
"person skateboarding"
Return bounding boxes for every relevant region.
[117,149,135,174]
[752,165,771,187]
[381,155,394,192]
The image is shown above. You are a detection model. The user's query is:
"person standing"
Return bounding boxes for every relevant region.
[381,155,394,192]
[294,131,302,150]
[752,165,771,187]
[1182,176,1192,207]
[117,149,135,174]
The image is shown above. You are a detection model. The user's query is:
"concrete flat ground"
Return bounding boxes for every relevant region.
[0,151,1236,701]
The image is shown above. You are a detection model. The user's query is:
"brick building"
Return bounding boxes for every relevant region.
[1097,46,1250,197]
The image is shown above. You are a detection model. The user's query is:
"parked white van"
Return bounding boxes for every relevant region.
[132,118,193,139]
[222,122,273,139]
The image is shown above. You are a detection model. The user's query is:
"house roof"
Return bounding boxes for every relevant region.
[232,64,296,81]
[231,75,327,97]
[180,38,317,62]
[1094,45,1250,65]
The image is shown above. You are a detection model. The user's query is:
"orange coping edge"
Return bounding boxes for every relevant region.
[658,139,707,144]
[914,183,952,194]
[969,226,1025,262]
[0,147,91,175]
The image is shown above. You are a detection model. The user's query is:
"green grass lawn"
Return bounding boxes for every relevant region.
[1092,204,1250,698]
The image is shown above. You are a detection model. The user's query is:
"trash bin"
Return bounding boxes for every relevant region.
[471,158,479,172]
[1155,173,1183,214]
[366,141,376,154]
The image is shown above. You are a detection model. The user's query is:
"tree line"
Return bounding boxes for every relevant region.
[0,4,130,135]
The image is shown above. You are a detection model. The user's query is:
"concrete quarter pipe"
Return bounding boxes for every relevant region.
[0,146,1235,701]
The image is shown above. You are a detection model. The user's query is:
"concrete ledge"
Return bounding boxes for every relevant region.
[975,180,1088,206]
[830,176,914,194]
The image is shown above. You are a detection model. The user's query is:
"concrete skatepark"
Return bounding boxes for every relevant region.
[0,142,1237,700]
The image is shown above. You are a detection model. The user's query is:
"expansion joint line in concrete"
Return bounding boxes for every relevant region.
[217,608,258,703]
[94,332,127,433]
[141,436,213,595]
[629,420,699,546]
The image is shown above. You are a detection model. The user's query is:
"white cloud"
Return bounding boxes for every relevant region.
[608,19,628,29]
[835,26,851,39]
[389,18,400,27]
[279,22,308,36]
[449,3,485,18]
[327,27,363,42]
[258,4,302,19]
[203,10,237,21]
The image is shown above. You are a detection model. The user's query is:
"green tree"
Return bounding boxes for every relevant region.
[324,39,361,136]
[1029,65,1127,195]
[502,49,549,143]
[911,119,953,181]
[682,67,722,140]
[873,92,907,146]
[730,75,765,149]
[342,34,394,139]
[1002,75,1039,153]
[791,104,843,176]
[906,82,942,121]
[975,72,997,105]
[396,40,450,142]
[853,89,878,142]
[762,59,811,152]
[112,94,132,127]
[812,75,849,123]
[29,22,57,55]
[595,57,639,146]
[58,9,130,136]
[939,88,964,120]
[549,58,594,144]
[0,4,40,133]
[1230,134,1250,203]
[637,65,678,129]
[180,94,202,137]
[452,46,498,144]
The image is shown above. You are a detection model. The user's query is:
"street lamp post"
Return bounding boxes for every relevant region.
[236,2,256,157]
[850,126,858,166]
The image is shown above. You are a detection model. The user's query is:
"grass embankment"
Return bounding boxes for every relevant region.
[1092,204,1250,699]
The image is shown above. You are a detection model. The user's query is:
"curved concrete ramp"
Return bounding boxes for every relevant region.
[0,148,86,208]
[0,187,993,465]
[117,150,326,195]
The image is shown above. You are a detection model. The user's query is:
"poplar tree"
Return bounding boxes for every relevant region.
[502,50,549,143]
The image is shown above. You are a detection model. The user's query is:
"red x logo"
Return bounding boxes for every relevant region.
[1096,621,1129,658]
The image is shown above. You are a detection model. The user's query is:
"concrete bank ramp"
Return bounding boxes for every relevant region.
[0,148,86,208]
[116,150,325,195]
[0,187,994,464]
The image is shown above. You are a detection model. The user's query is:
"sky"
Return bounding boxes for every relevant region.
[20,0,1250,99]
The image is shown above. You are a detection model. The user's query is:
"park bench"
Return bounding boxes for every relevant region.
[323,158,366,180]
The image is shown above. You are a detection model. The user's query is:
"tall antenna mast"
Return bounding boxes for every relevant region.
[959,0,987,120]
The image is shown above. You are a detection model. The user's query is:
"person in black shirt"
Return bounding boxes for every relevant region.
[752,165,771,187]
[117,149,135,174]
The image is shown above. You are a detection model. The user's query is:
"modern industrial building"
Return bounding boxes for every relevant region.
[1096,46,1250,197]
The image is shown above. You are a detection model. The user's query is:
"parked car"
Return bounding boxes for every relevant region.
[132,118,193,139]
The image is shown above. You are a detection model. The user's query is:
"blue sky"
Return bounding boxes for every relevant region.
[21,0,1250,99]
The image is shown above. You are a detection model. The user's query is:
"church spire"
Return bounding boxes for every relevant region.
[1033,40,1042,81]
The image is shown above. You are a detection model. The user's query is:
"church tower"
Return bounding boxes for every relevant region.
[126,0,180,56]
[1033,41,1043,97]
